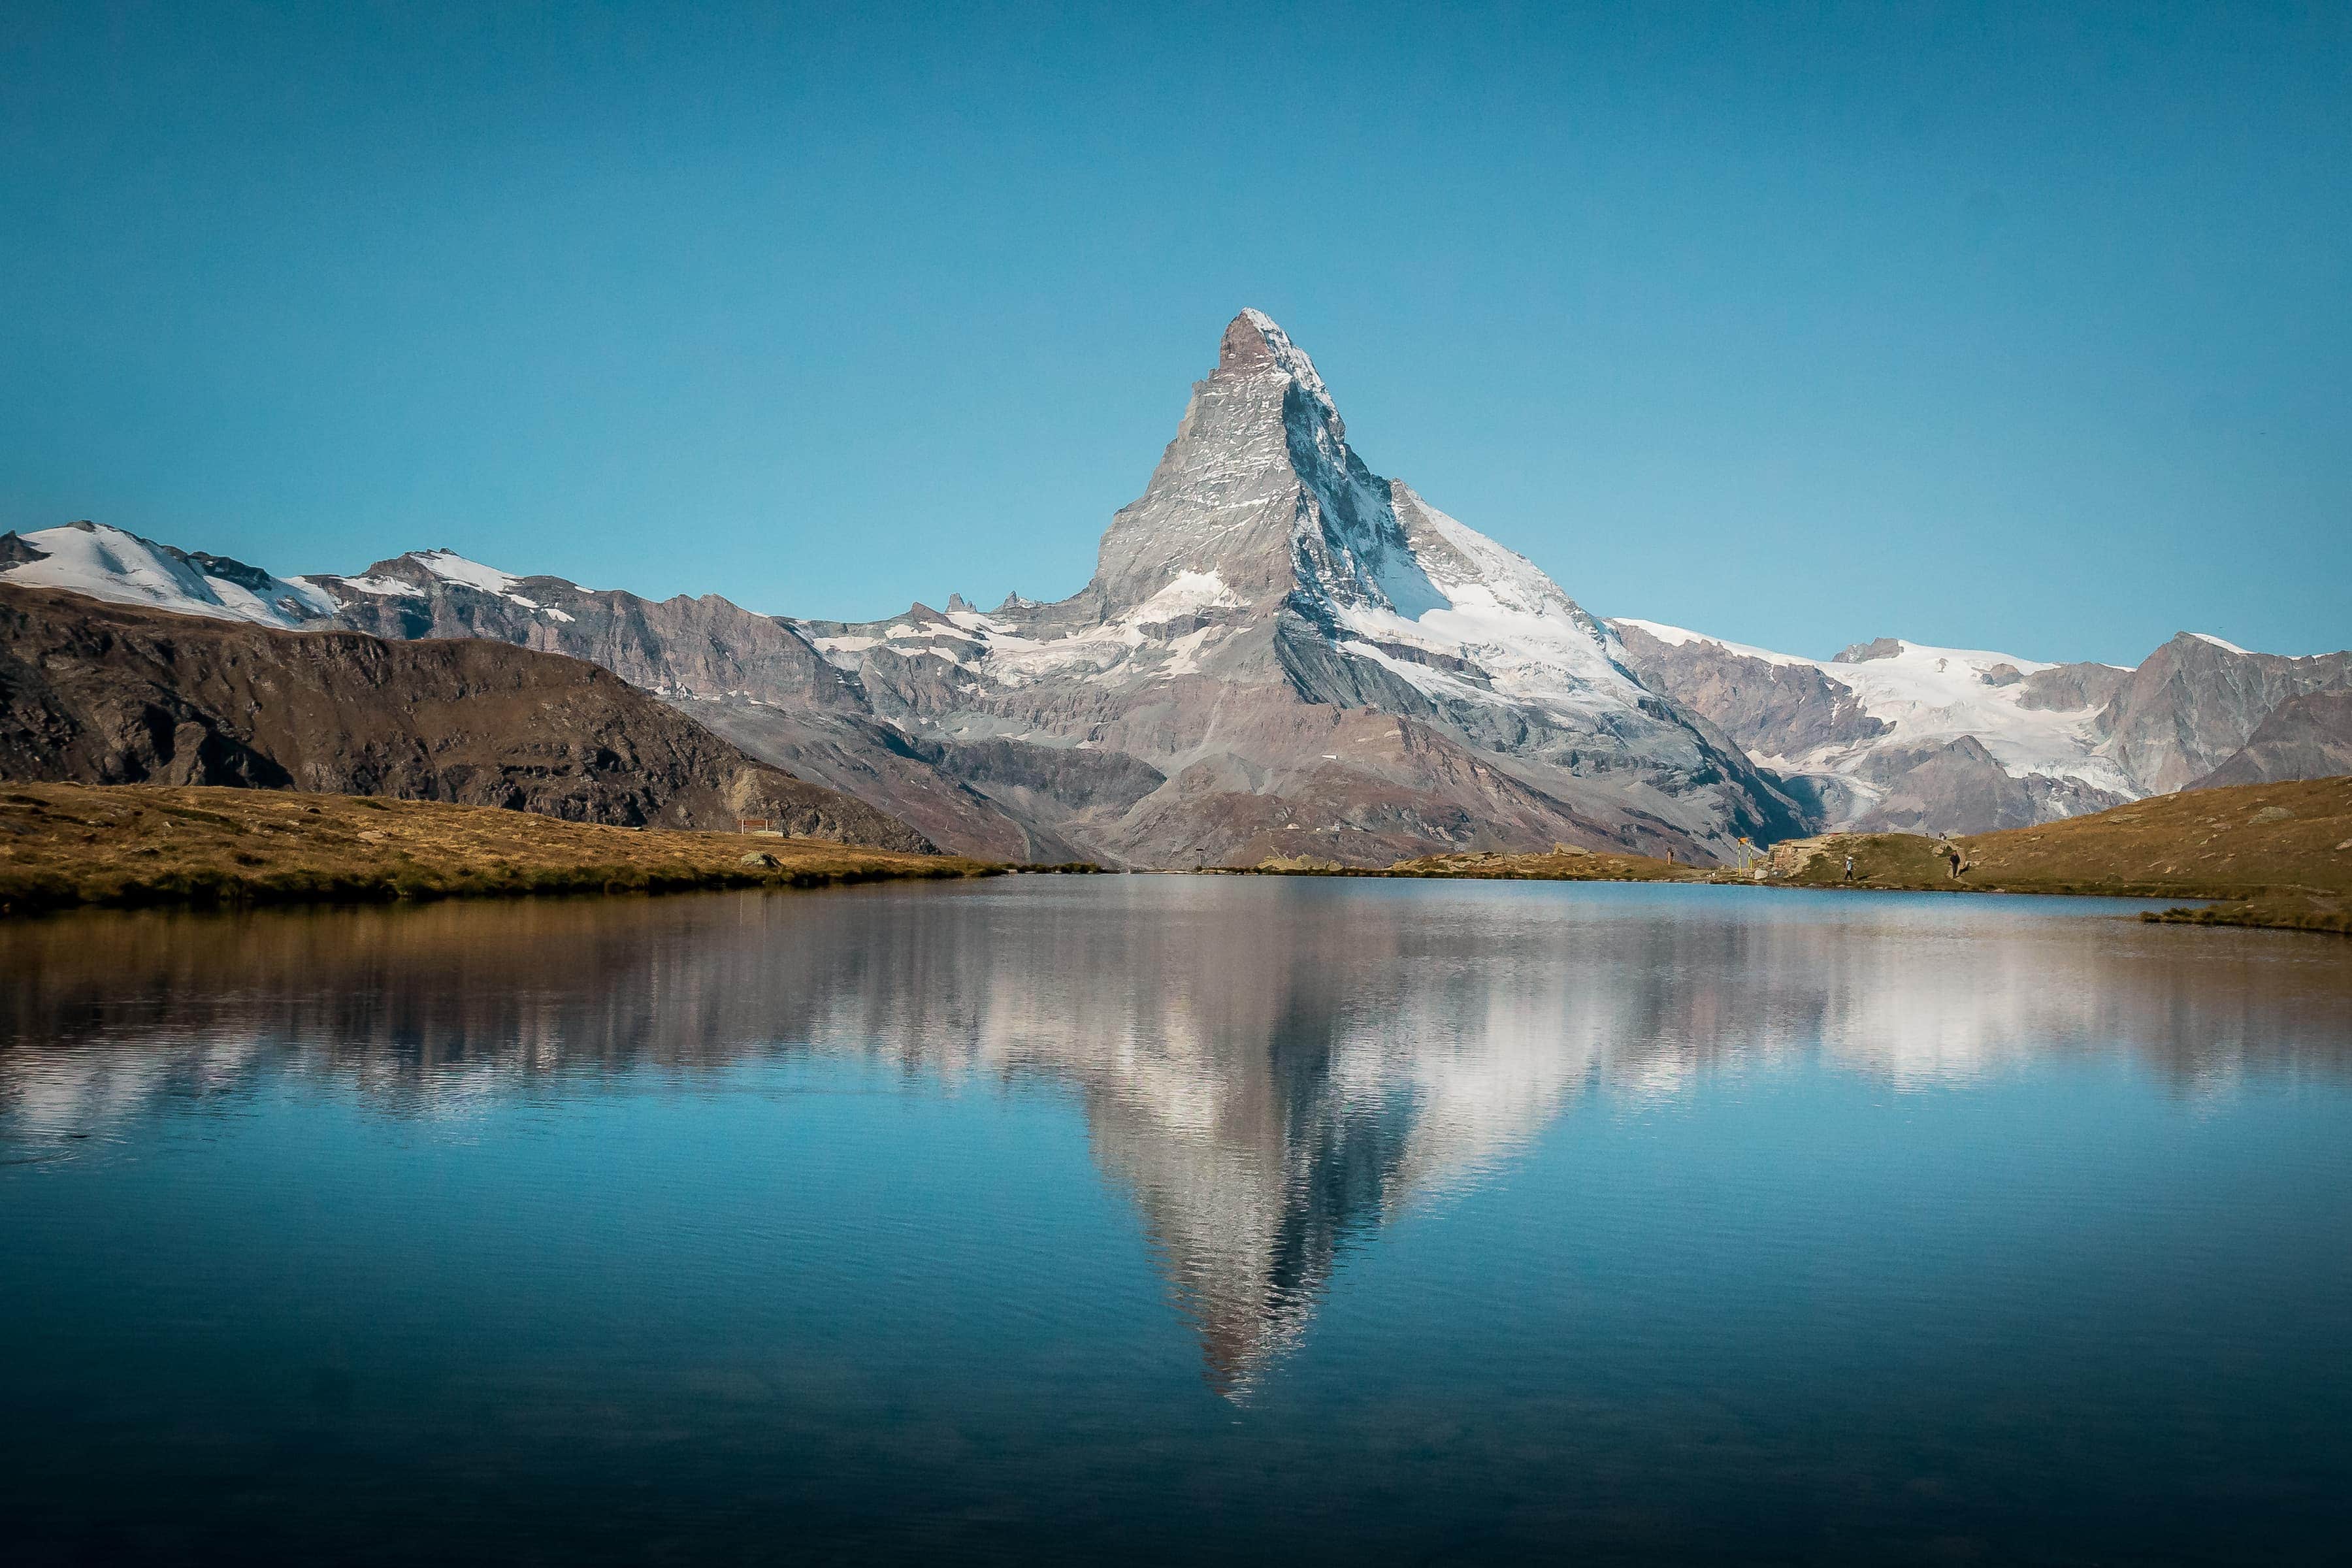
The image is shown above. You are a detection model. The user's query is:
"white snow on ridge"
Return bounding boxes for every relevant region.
[1317,492,1646,719]
[411,549,523,596]
[340,573,425,598]
[1612,618,2132,796]
[397,548,578,617]
[2,525,590,629]
[1801,639,2129,794]
[1,523,330,629]
[1134,569,1242,623]
[2189,632,2250,655]
[1614,618,1813,669]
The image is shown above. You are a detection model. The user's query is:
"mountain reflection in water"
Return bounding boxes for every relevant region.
[3,878,2348,1396]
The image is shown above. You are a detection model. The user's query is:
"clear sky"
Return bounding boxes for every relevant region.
[5,2,2347,664]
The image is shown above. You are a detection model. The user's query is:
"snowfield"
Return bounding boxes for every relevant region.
[1,523,334,628]
[1616,619,2136,798]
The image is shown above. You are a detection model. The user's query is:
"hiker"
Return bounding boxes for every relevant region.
[1935,836,1970,880]
[1843,853,1855,882]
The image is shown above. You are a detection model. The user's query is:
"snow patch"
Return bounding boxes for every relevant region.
[1134,569,1242,623]
[1613,618,1813,669]
[397,548,571,617]
[2188,632,2251,655]
[340,574,424,598]
[410,549,523,596]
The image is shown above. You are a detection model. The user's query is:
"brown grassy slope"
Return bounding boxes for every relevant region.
[0,583,930,849]
[0,781,1000,915]
[1232,778,2352,936]
[1771,775,2352,934]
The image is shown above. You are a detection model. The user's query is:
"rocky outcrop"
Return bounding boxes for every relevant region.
[674,698,1104,864]
[2017,661,2131,713]
[1610,621,1886,759]
[323,550,866,713]
[1846,736,2127,834]
[2190,689,2352,790]
[0,585,933,850]
[2094,634,2352,794]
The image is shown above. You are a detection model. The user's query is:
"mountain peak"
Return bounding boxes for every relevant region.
[1217,308,1341,434]
[1217,310,1279,370]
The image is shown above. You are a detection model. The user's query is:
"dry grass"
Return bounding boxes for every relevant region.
[1769,775,2352,935]
[0,781,1003,915]
[1222,777,2352,937]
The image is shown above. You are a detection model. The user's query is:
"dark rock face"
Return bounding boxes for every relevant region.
[0,585,934,851]
[184,553,280,595]
[2191,689,2352,790]
[2097,635,2352,794]
[1610,623,1887,760]
[324,557,866,713]
[1834,638,1905,664]
[2017,662,2130,713]
[1847,736,2127,835]
[917,735,1165,817]
[321,561,1085,859]
[673,699,1100,864]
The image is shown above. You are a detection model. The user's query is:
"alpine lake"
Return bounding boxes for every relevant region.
[3,876,2348,1565]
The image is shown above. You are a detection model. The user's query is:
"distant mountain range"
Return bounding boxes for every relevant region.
[6,310,2347,864]
[1609,621,2352,832]
[0,583,929,851]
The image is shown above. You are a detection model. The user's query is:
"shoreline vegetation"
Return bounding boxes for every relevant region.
[0,782,1004,915]
[6,777,2347,936]
[1228,776,2352,937]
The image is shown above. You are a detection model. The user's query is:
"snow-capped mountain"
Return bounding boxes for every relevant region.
[12,309,2350,853]
[1610,619,2352,832]
[0,521,335,628]
[793,309,1805,865]
[332,547,581,623]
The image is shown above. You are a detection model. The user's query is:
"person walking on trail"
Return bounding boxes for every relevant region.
[1935,835,1970,881]
[1844,853,1855,882]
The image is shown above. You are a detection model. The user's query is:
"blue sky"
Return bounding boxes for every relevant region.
[4,1,2346,664]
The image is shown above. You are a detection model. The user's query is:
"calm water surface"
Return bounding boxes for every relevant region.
[3,878,2349,1565]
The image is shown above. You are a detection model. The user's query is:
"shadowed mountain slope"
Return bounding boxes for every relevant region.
[0,585,932,849]
[2192,689,2352,791]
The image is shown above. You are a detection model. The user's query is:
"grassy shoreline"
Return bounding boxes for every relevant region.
[1223,777,2352,937]
[0,782,1004,916]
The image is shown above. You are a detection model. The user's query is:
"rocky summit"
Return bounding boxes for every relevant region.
[792,309,1805,866]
